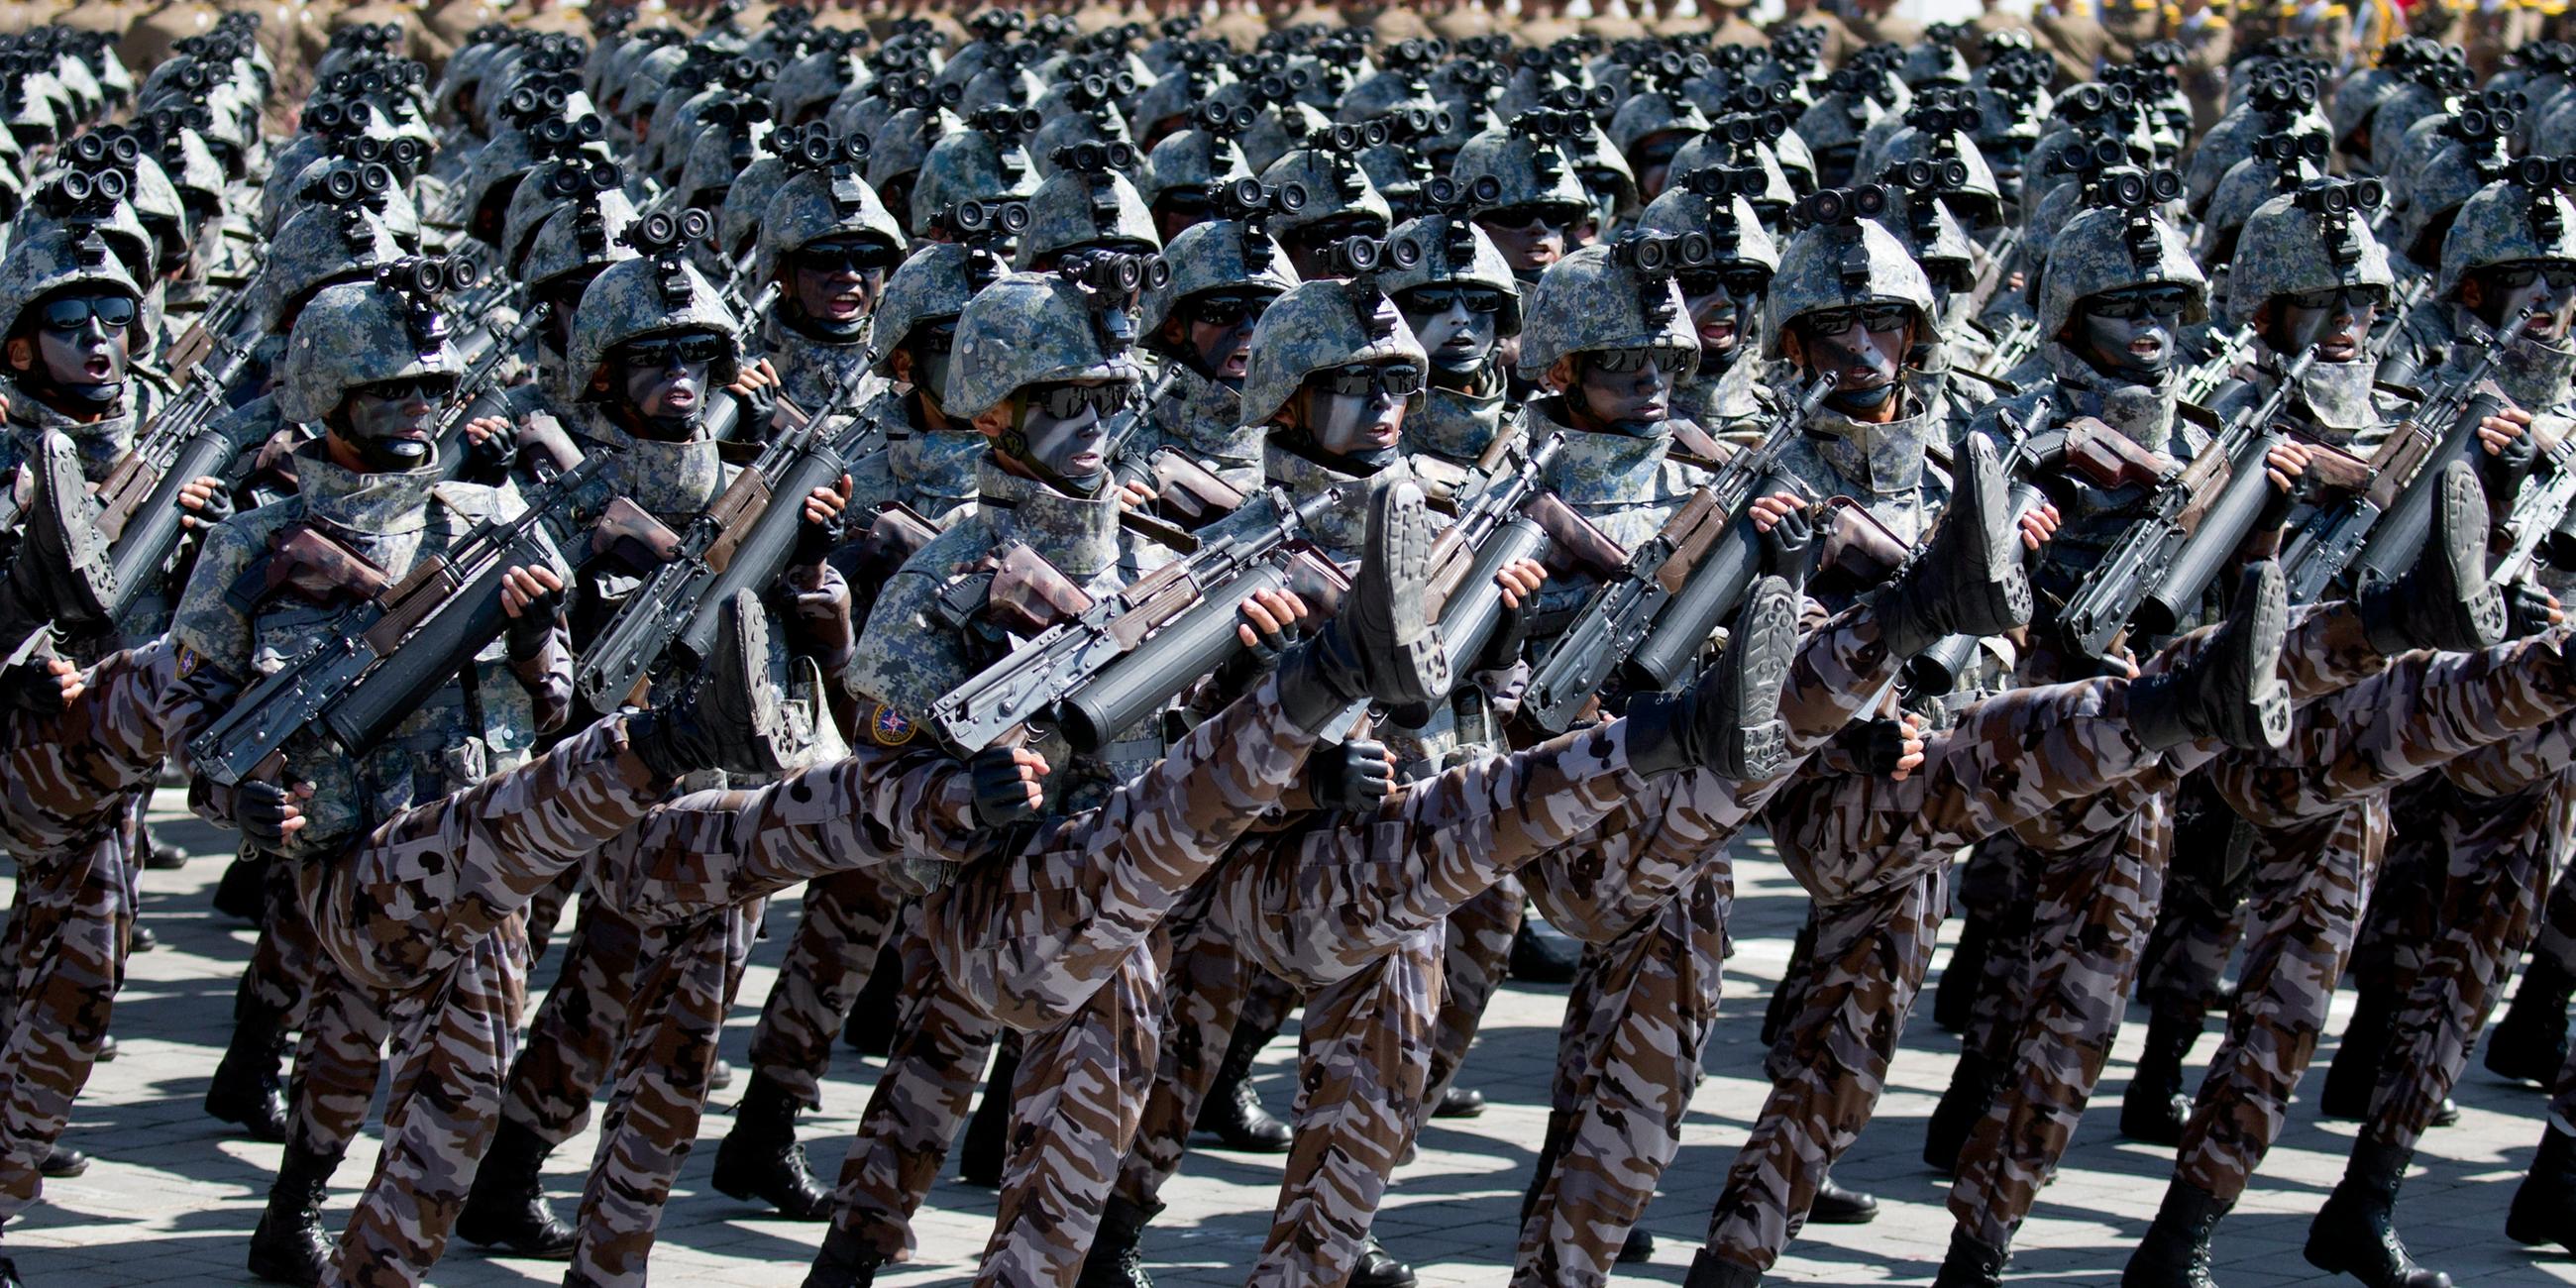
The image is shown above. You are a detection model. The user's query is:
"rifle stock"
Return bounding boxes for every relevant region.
[2134,347,2319,636]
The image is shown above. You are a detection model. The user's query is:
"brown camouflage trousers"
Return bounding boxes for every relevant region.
[1701,672,2198,1272]
[2136,778,2256,1024]
[2540,840,2576,974]
[2355,771,2573,1153]
[284,946,394,1159]
[501,898,686,1149]
[565,905,754,1288]
[2553,1020,2576,1130]
[0,639,190,857]
[1417,881,1522,1131]
[1512,868,1729,1288]
[827,912,1004,1264]
[1108,878,1244,1221]
[243,854,322,1021]
[747,868,903,1109]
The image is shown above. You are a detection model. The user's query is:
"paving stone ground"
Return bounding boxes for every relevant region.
[11,793,2574,1286]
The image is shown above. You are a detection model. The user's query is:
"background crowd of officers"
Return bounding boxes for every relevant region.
[0,1,2567,1288]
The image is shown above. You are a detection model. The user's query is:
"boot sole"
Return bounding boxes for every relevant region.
[2428,463,2506,651]
[1355,482,1450,707]
[1946,434,2034,638]
[2215,564,2291,750]
[29,429,117,622]
[716,589,794,776]
[1706,576,1795,780]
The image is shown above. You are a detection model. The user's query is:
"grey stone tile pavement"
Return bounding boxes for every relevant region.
[10,798,2573,1286]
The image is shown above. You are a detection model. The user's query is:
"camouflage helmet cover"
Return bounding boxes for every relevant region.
[758,158,907,287]
[1139,213,1299,338]
[2224,182,2399,327]
[0,220,143,345]
[1237,275,1430,426]
[2437,171,2576,299]
[1010,161,1161,268]
[2038,201,2207,340]
[275,274,466,424]
[1762,204,1937,359]
[1520,241,1702,374]
[945,270,1146,420]
[1382,210,1525,335]
[566,224,745,406]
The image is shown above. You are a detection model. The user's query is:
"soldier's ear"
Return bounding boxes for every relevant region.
[1544,356,1577,392]
[3,338,26,373]
[1777,329,1805,371]
[2460,277,2485,311]
[889,346,915,383]
[972,400,1016,439]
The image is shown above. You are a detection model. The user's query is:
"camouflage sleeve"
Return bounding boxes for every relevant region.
[841,565,980,737]
[167,515,263,824]
[483,483,577,731]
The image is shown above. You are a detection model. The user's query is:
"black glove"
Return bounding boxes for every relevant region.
[237,779,299,852]
[793,492,848,567]
[1214,597,1303,698]
[462,419,520,483]
[1474,591,1531,673]
[1759,500,1816,583]
[2510,580,2559,638]
[184,483,237,529]
[503,575,566,660]
[968,745,1039,827]
[2255,465,2309,531]
[1306,737,1394,811]
[0,661,66,714]
[1846,716,1914,776]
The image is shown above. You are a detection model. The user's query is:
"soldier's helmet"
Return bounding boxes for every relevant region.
[276,153,425,251]
[1382,186,1527,337]
[2225,177,2398,328]
[521,163,640,301]
[1138,180,1302,340]
[1870,93,2002,230]
[1013,143,1161,268]
[757,128,907,288]
[2037,168,2207,341]
[1139,111,1258,227]
[276,262,472,425]
[945,261,1151,421]
[1608,87,1710,173]
[1637,169,1781,282]
[1450,110,1591,229]
[1238,265,1431,427]
[2200,136,2320,264]
[1260,132,1395,246]
[1763,186,1937,360]
[1520,234,1703,375]
[716,145,795,264]
[773,35,867,125]
[865,234,1014,377]
[674,100,776,213]
[2430,163,2576,302]
[1667,119,1798,227]
[565,208,745,407]
[263,192,410,331]
[2391,102,2517,266]
[912,106,1042,233]
[0,220,144,349]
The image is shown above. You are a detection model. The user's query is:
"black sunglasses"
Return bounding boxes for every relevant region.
[1317,363,1424,398]
[2281,284,2388,313]
[1800,303,1914,337]
[1182,292,1276,327]
[795,238,896,273]
[615,333,729,369]
[1676,268,1772,298]
[39,295,137,333]
[1586,346,1691,376]
[2489,262,2576,290]
[1023,380,1137,418]
[358,374,460,401]
[2088,284,2196,320]
[1480,202,1585,231]
[1400,285,1506,315]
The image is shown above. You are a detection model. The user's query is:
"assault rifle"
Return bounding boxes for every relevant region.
[573,372,873,709]
[1422,432,1564,676]
[2493,430,2576,586]
[431,302,551,481]
[2180,323,2257,406]
[2130,345,2320,637]
[928,484,1344,753]
[1519,376,1833,730]
[1979,311,2042,382]
[91,317,268,618]
[2328,319,2528,596]
[187,455,604,787]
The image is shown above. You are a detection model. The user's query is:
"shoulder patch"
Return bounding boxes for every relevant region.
[868,702,917,746]
[176,643,203,678]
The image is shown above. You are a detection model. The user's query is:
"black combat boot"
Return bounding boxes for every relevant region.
[2128,563,2291,753]
[246,1144,340,1286]
[2304,1139,2452,1288]
[627,590,794,780]
[40,1144,87,1178]
[142,822,188,871]
[1932,1227,2008,1288]
[1198,1013,1291,1153]
[957,1044,1018,1187]
[2320,982,2397,1120]
[840,939,904,1057]
[1508,917,1582,985]
[0,1251,20,1288]
[203,996,289,1141]
[1809,1172,1879,1225]
[2508,1123,2576,1251]
[803,1225,885,1288]
[1075,1195,1157,1288]
[1874,433,2035,660]
[1925,1051,2001,1174]
[712,1072,833,1219]
[0,429,118,651]
[2485,956,2573,1085]
[1618,1227,1654,1263]
[213,854,269,923]
[1626,576,1798,780]
[1348,1234,1417,1288]
[1274,481,1451,730]
[1684,1247,1764,1287]
[2360,461,2506,655]
[1934,915,1992,1033]
[453,1120,576,1258]
[1435,1084,1486,1118]
[2122,1010,2202,1146]
[2123,1177,2231,1288]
